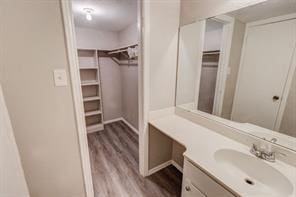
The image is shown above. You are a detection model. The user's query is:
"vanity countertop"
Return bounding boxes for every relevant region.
[149,113,296,197]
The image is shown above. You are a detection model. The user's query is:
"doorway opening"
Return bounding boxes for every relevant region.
[61,1,182,196]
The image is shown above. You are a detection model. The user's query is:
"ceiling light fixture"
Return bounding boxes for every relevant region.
[83,8,94,21]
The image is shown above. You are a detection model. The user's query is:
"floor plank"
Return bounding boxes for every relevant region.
[87,121,182,197]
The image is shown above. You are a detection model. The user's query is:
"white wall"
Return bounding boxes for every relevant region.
[0,1,86,196]
[204,20,223,51]
[75,27,119,50]
[0,85,29,197]
[176,22,204,106]
[118,22,138,47]
[144,0,180,110]
[100,58,123,121]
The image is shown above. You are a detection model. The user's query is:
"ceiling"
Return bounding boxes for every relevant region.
[229,0,296,23]
[72,0,137,32]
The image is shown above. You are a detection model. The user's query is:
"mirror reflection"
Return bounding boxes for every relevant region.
[176,0,296,150]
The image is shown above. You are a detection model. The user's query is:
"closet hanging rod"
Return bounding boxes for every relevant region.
[108,48,128,55]
[119,64,138,66]
[203,50,220,55]
[107,44,138,55]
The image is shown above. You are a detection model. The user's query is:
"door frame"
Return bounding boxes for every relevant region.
[193,20,206,109]
[231,13,296,131]
[212,15,235,116]
[61,0,145,196]
[61,0,149,197]
[137,0,148,176]
[60,1,94,197]
[194,16,234,115]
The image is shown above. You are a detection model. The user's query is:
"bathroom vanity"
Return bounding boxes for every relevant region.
[148,109,296,197]
[145,1,296,196]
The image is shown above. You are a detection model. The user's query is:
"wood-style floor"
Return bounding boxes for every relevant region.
[87,121,182,197]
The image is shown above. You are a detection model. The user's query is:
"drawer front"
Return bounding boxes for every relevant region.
[182,179,206,197]
[183,159,236,197]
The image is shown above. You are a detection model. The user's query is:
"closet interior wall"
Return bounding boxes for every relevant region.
[75,22,139,130]
[198,20,223,113]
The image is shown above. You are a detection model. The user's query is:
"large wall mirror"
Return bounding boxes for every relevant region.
[176,0,296,151]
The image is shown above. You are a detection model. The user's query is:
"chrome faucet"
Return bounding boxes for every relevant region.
[250,143,275,162]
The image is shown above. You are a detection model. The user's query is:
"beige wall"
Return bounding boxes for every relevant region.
[0,85,30,196]
[172,141,186,167]
[148,125,173,169]
[118,22,139,129]
[148,125,185,170]
[121,66,139,129]
[0,1,86,196]
[100,58,123,121]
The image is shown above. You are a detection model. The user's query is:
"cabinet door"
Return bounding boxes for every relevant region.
[182,179,206,197]
[183,159,236,197]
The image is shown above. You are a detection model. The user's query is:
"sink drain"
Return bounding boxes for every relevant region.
[244,178,255,185]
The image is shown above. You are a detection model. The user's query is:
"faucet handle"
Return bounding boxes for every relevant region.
[250,143,276,162]
[270,138,277,143]
[250,144,261,157]
[262,151,276,162]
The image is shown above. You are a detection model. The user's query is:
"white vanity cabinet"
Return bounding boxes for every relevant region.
[182,158,236,197]
[182,179,206,197]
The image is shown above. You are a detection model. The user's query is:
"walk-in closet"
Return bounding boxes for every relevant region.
[71,0,182,196]
[73,2,139,133]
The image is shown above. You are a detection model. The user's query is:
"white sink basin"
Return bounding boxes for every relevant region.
[214,149,294,196]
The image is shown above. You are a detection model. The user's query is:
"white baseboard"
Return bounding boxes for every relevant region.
[148,160,172,176]
[121,118,139,134]
[104,117,139,134]
[148,160,183,176]
[103,118,123,124]
[171,160,183,173]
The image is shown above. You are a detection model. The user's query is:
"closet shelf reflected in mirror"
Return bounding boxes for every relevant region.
[202,50,220,67]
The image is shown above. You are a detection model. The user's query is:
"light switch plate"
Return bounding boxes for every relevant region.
[53,69,68,87]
